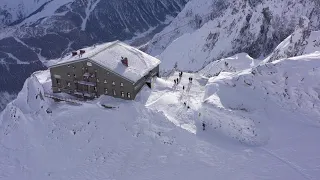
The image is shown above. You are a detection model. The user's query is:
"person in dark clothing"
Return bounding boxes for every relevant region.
[177,78,179,83]
[183,86,185,90]
[202,122,206,131]
[187,106,190,109]
[174,79,176,84]
[184,102,186,106]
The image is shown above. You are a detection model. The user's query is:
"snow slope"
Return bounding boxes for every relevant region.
[266,24,320,62]
[147,0,320,72]
[204,52,320,127]
[199,53,260,77]
[1,51,320,179]
[0,0,51,27]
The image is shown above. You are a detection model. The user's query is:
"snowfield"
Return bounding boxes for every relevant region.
[0,50,320,179]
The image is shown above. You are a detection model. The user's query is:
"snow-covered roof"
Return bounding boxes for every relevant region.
[51,41,161,83]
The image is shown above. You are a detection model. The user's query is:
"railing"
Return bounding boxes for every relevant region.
[76,80,96,86]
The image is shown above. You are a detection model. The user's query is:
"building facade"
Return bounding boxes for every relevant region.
[49,41,160,100]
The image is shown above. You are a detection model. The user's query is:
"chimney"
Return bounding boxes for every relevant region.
[121,57,128,67]
[72,51,77,56]
[79,49,85,58]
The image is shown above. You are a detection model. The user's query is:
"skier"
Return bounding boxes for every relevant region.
[174,79,176,84]
[176,78,179,84]
[183,86,185,90]
[202,122,206,131]
[184,102,186,106]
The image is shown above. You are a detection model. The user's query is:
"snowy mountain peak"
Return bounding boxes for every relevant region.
[147,0,320,73]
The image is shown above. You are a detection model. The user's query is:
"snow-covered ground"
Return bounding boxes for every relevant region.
[199,53,260,77]
[1,50,320,179]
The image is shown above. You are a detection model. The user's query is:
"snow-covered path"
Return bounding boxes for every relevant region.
[146,72,206,133]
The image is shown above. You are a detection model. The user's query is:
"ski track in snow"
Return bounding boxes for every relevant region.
[259,147,312,180]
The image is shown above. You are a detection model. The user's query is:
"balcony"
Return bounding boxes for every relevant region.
[74,91,96,98]
[83,72,95,78]
[76,80,96,86]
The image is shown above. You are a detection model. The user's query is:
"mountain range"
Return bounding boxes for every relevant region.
[147,0,320,72]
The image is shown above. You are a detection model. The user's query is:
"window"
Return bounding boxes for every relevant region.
[104,88,108,94]
[113,89,116,96]
[56,78,60,84]
[112,81,115,86]
[73,74,76,78]
[72,66,75,69]
[106,71,110,75]
[96,78,99,82]
[87,62,92,66]
[120,82,124,87]
[94,86,97,92]
[104,79,107,84]
[67,82,71,87]
[127,92,131,98]
[67,73,71,77]
[67,65,70,68]
[53,74,61,79]
[121,91,124,97]
[94,69,98,72]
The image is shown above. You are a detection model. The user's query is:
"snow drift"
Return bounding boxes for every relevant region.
[199,53,260,77]
[204,52,320,126]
